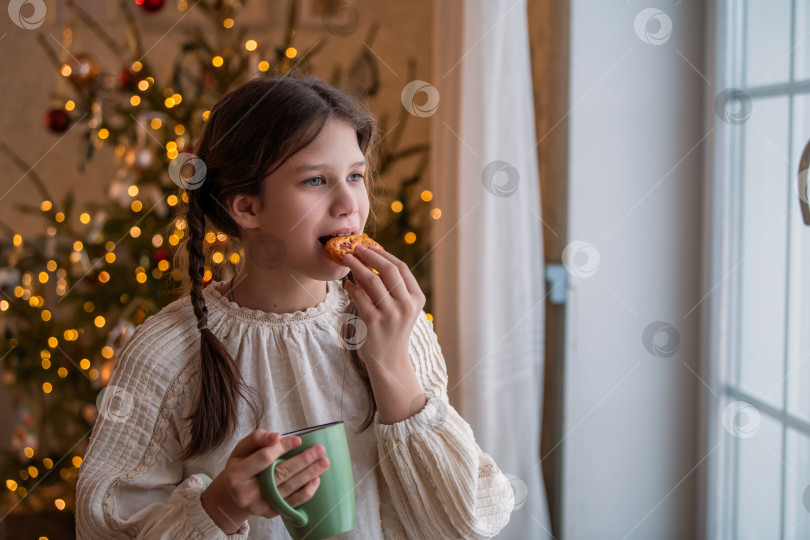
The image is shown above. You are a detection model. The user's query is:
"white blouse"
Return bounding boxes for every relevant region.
[75,279,515,539]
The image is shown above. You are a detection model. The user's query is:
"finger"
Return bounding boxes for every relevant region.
[345,251,394,307]
[366,245,421,298]
[269,446,326,491]
[230,430,281,459]
[234,435,302,481]
[275,456,329,500]
[285,477,322,509]
[353,246,407,302]
[344,279,373,317]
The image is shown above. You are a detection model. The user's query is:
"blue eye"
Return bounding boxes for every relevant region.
[303,176,324,187]
[303,173,365,187]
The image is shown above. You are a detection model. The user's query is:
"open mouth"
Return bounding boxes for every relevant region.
[318,233,355,246]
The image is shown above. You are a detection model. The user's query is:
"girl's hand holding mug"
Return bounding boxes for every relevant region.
[201,429,330,534]
[343,245,426,372]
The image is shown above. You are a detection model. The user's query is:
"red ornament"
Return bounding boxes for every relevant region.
[119,67,139,91]
[135,0,165,12]
[45,108,70,133]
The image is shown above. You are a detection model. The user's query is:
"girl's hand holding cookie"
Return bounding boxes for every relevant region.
[342,244,426,374]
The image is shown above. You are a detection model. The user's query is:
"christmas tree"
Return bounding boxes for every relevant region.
[0,0,435,531]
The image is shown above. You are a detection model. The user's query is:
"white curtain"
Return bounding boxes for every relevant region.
[431,0,551,538]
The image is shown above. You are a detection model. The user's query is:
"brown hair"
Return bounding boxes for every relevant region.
[177,70,380,462]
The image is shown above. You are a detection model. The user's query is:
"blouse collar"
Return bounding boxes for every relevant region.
[203,279,346,325]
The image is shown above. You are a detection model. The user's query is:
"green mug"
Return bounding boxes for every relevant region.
[259,421,355,540]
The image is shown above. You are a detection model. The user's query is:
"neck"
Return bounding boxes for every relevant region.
[226,265,328,314]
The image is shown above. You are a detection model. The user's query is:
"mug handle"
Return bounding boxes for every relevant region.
[260,458,309,527]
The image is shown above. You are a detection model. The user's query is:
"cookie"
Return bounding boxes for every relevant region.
[323,234,384,266]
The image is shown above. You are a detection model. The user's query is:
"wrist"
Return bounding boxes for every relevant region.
[201,476,250,535]
[366,357,427,424]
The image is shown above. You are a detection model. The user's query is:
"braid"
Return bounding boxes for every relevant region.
[179,189,262,461]
[187,192,209,328]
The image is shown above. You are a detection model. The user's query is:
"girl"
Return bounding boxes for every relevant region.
[76,71,515,539]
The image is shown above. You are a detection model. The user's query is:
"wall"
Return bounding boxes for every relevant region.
[563,1,705,538]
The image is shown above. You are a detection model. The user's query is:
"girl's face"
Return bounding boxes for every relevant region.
[248,118,370,281]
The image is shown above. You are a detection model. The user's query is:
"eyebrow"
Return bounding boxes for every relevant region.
[295,160,367,173]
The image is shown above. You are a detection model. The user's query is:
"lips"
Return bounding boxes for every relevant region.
[318,228,357,246]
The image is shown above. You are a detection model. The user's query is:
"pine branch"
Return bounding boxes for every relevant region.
[0,143,53,203]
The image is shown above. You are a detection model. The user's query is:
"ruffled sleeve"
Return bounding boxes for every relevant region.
[373,312,515,539]
[75,303,249,540]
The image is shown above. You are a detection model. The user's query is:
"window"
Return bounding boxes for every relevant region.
[708,1,810,538]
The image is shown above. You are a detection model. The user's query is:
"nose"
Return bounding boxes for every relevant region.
[331,178,360,217]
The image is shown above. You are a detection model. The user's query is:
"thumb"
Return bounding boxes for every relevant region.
[230,429,280,459]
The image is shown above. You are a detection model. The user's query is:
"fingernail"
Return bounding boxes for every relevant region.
[344,254,354,262]
[355,245,366,251]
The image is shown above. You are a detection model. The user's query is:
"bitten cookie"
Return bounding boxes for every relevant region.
[323,234,384,266]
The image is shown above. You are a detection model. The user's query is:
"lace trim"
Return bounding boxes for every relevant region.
[101,354,197,534]
[478,463,497,478]
[203,279,348,325]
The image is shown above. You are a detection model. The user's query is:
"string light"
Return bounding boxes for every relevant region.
[390,201,403,213]
[420,190,433,202]
[80,212,91,224]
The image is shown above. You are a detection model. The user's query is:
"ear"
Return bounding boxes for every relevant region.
[228,193,262,230]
